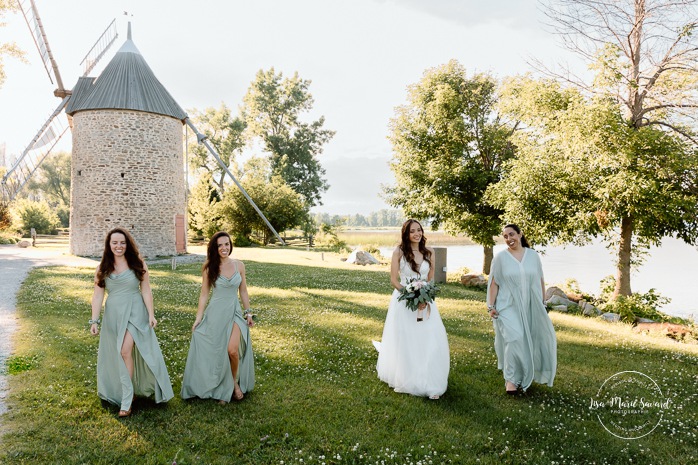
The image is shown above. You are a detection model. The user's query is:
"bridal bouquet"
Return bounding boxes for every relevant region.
[398,278,440,312]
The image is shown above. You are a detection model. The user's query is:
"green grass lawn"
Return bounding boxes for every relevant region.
[1,249,696,464]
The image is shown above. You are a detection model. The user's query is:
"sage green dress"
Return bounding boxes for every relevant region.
[97,269,174,411]
[487,248,557,391]
[181,270,255,401]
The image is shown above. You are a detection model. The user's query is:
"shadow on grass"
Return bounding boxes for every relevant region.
[2,262,697,464]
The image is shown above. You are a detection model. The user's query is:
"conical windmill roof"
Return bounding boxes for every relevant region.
[66,25,187,121]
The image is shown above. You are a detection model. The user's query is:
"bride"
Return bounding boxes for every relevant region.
[375,219,450,399]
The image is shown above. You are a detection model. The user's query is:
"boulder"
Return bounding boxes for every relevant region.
[600,312,621,323]
[579,300,600,317]
[551,305,569,313]
[547,295,578,308]
[635,317,655,324]
[545,286,567,301]
[17,240,31,248]
[461,273,487,287]
[345,249,380,266]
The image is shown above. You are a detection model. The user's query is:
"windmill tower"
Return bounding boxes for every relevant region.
[65,24,187,257]
[2,1,285,251]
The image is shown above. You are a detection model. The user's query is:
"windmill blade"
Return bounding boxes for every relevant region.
[184,118,287,246]
[80,18,118,76]
[1,97,71,203]
[17,0,66,93]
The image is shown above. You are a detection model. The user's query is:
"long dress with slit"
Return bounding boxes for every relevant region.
[375,258,450,397]
[97,269,174,411]
[487,248,557,391]
[181,270,255,401]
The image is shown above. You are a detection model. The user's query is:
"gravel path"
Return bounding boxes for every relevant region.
[0,244,98,417]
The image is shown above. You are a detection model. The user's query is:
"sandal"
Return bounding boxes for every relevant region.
[505,381,518,395]
[429,395,440,400]
[233,386,244,401]
[118,408,132,418]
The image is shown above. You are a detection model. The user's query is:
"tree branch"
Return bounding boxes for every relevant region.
[644,119,698,143]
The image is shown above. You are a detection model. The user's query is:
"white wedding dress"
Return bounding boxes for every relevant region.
[375,258,450,397]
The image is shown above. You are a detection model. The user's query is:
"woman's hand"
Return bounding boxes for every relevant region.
[488,307,499,319]
[149,315,157,328]
[246,315,255,328]
[417,302,427,311]
[90,323,99,336]
[192,317,202,332]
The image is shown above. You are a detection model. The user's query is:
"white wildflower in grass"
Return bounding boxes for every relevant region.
[1,255,695,464]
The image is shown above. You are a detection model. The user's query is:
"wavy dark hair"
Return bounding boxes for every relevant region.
[399,219,431,274]
[96,228,146,288]
[503,223,530,248]
[203,231,233,287]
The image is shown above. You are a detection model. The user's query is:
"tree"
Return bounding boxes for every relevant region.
[385,60,516,273]
[28,151,70,205]
[242,68,335,208]
[26,151,70,227]
[221,157,306,244]
[187,104,247,194]
[11,198,60,234]
[0,1,25,88]
[491,0,698,298]
[187,171,223,239]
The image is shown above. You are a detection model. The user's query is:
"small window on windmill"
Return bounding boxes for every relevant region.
[120,172,125,178]
[77,170,82,176]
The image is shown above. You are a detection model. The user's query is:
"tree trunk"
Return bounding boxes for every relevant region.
[613,215,634,299]
[483,245,494,275]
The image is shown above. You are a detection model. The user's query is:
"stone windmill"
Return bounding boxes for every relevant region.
[2,1,284,256]
[65,24,188,256]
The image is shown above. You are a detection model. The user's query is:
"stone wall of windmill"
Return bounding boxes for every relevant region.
[69,109,186,257]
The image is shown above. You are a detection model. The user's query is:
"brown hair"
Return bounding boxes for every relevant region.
[399,219,431,274]
[96,228,146,288]
[203,231,233,287]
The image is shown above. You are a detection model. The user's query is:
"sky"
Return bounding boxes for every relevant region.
[0,0,578,215]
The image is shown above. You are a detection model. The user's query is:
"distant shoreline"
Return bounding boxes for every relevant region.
[338,228,478,247]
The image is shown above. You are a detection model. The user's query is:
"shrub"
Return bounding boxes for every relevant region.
[0,202,12,230]
[600,289,679,323]
[0,231,19,244]
[314,221,349,252]
[11,199,61,234]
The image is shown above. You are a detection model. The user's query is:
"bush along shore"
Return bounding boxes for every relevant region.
[459,271,696,344]
[1,248,697,464]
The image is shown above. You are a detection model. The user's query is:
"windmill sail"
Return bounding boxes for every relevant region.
[1,97,70,203]
[17,0,65,93]
[80,19,118,76]
[3,1,119,204]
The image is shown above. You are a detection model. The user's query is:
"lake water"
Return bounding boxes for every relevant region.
[380,237,697,320]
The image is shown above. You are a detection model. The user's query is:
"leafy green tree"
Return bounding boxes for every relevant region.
[11,198,60,234]
[490,0,698,298]
[385,60,516,273]
[26,151,70,227]
[242,68,335,207]
[187,171,223,239]
[0,1,25,88]
[187,104,247,194]
[221,157,306,244]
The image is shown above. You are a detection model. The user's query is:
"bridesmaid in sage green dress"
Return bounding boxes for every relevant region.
[181,231,255,404]
[90,228,174,417]
[486,224,557,395]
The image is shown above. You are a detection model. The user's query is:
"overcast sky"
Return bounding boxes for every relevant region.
[0,0,578,215]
